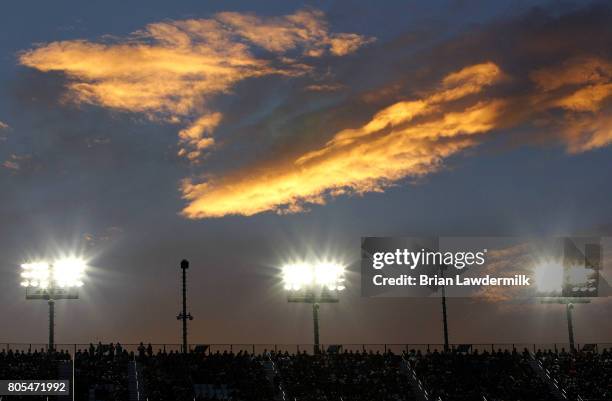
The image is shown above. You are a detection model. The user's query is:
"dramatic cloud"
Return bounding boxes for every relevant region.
[181,53,612,218]
[0,121,8,130]
[19,9,372,159]
[178,1,612,218]
[181,63,506,217]
[17,4,612,219]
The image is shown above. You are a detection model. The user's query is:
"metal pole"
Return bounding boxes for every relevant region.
[566,303,575,352]
[441,287,449,352]
[182,265,187,353]
[48,299,55,352]
[177,259,192,354]
[440,267,449,352]
[312,303,320,354]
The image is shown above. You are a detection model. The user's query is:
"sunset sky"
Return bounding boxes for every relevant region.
[1,0,611,346]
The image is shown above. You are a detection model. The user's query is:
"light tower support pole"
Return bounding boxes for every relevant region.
[539,298,589,352]
[440,265,449,352]
[441,285,449,352]
[566,303,575,352]
[312,303,320,354]
[48,299,55,352]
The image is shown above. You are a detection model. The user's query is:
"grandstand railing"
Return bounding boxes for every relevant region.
[1,342,611,355]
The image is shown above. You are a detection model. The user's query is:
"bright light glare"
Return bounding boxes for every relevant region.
[20,262,50,288]
[53,257,86,287]
[533,262,563,294]
[282,262,345,291]
[20,257,87,289]
[314,262,345,291]
[282,263,311,291]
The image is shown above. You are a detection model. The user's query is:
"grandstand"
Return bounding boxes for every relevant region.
[271,350,415,401]
[1,343,611,401]
[407,348,557,401]
[536,348,612,401]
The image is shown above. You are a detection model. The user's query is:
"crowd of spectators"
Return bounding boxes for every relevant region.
[0,345,129,401]
[537,348,612,401]
[271,350,416,401]
[0,348,66,380]
[3,345,612,401]
[74,342,130,401]
[137,346,273,401]
[406,348,557,401]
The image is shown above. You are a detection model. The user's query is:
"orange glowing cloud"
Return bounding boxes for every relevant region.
[529,57,612,92]
[180,56,612,218]
[529,57,612,153]
[17,8,612,219]
[181,63,506,218]
[561,113,612,153]
[215,9,374,56]
[18,9,372,160]
[303,62,502,155]
[178,113,222,160]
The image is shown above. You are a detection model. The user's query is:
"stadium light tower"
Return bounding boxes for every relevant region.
[282,261,345,354]
[535,263,592,352]
[534,240,600,352]
[176,259,193,353]
[20,258,87,351]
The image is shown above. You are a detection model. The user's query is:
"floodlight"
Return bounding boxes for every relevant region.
[314,262,345,291]
[53,257,86,287]
[566,265,597,294]
[533,261,563,294]
[282,261,345,292]
[20,258,86,288]
[534,239,602,353]
[20,262,51,288]
[282,263,312,291]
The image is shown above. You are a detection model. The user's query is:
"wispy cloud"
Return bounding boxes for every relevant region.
[178,113,222,161]
[2,154,30,171]
[528,57,612,152]
[304,83,345,92]
[19,9,372,160]
[180,52,612,217]
[181,63,506,217]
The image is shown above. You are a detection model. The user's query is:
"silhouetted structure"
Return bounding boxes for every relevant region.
[176,259,193,353]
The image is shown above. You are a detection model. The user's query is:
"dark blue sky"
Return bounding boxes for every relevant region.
[0,0,611,346]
